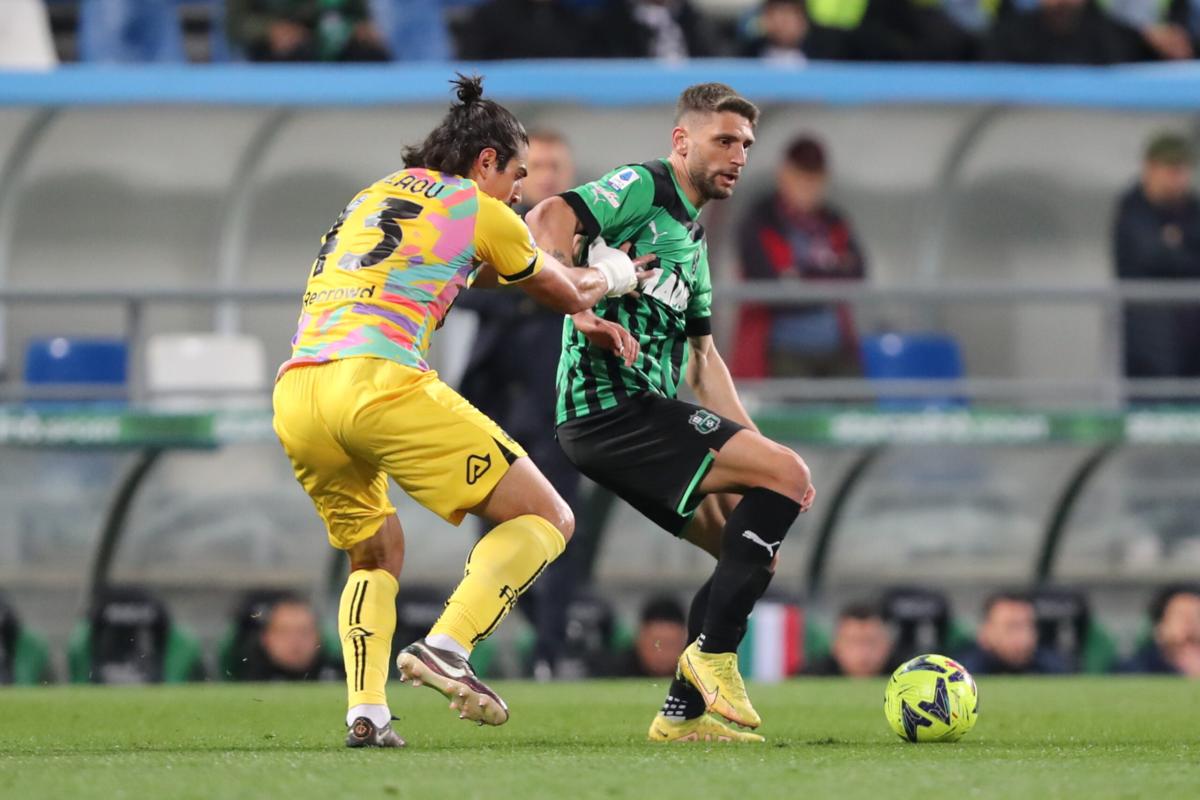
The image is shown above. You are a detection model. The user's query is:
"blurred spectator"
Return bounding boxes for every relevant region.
[803,602,892,677]
[956,591,1070,675]
[594,0,717,59]
[1113,132,1200,387]
[857,0,987,61]
[227,0,389,62]
[1107,0,1194,61]
[79,0,184,63]
[733,134,867,379]
[236,597,340,681]
[457,131,591,679]
[1120,584,1200,677]
[459,0,587,60]
[615,596,689,678]
[983,0,1136,64]
[739,0,855,61]
[0,0,57,69]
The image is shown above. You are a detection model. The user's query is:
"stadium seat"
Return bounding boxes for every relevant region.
[78,0,186,63]
[1032,587,1118,674]
[23,337,128,401]
[217,589,340,681]
[859,332,966,410]
[0,594,53,685]
[68,586,204,684]
[369,0,453,62]
[144,333,266,409]
[880,586,973,666]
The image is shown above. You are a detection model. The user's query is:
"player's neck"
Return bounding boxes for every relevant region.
[667,153,707,211]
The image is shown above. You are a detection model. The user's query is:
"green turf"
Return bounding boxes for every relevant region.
[1,678,1197,800]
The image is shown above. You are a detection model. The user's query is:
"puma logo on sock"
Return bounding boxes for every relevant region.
[742,530,781,558]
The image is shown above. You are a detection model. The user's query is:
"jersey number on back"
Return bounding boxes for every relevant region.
[310,196,424,277]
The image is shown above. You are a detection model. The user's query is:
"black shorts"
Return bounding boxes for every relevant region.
[556,393,744,536]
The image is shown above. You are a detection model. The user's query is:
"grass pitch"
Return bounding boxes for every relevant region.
[1,678,1197,800]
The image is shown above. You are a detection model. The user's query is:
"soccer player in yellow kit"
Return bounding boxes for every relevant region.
[272,75,646,748]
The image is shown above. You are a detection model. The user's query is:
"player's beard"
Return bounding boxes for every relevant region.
[690,164,735,202]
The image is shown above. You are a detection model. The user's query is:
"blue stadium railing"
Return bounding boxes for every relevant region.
[4,61,1200,109]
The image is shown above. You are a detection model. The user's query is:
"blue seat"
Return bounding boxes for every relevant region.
[860,332,965,409]
[23,338,129,398]
[78,0,186,63]
[369,0,452,62]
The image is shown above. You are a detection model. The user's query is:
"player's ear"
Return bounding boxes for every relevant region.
[672,126,689,157]
[477,147,498,178]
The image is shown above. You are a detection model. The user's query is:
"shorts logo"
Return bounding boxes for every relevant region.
[466,453,492,485]
[689,410,721,435]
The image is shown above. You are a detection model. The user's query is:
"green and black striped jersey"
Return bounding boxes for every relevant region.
[556,159,712,424]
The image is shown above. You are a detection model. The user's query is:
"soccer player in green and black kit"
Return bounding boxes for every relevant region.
[527,83,816,743]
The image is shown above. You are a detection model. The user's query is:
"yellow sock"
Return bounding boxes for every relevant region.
[429,514,566,654]
[339,568,399,709]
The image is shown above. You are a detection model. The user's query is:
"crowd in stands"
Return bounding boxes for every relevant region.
[3,583,1197,685]
[8,0,1200,66]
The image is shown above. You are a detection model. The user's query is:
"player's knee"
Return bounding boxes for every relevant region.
[757,446,810,501]
[548,505,575,543]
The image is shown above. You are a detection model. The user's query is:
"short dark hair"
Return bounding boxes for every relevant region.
[785,134,827,173]
[402,73,528,178]
[640,595,687,626]
[1149,583,1200,625]
[675,82,760,127]
[838,601,883,622]
[982,590,1032,619]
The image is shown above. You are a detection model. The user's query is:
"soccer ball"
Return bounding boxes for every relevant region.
[883,654,979,743]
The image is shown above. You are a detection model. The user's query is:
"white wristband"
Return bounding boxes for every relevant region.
[589,238,637,298]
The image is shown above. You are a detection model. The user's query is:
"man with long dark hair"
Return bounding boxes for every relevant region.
[273,75,647,747]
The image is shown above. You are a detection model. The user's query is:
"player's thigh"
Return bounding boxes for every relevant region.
[351,369,533,527]
[697,428,812,504]
[273,366,395,550]
[467,456,574,539]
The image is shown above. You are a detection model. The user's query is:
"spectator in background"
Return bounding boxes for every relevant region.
[983,0,1136,64]
[1107,0,1194,61]
[456,131,590,680]
[803,602,892,677]
[0,0,57,69]
[1114,133,1200,388]
[1120,585,1200,677]
[237,597,340,682]
[857,0,988,61]
[615,596,689,678]
[957,592,1069,675]
[227,0,389,62]
[78,0,184,63]
[739,0,855,61]
[595,0,717,59]
[733,134,867,379]
[458,0,587,60]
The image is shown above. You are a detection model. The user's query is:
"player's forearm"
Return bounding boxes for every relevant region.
[687,346,758,432]
[526,196,580,267]
[560,261,613,310]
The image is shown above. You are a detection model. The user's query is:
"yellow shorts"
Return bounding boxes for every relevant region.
[273,357,526,549]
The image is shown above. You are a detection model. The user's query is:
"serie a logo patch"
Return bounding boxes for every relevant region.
[688,410,721,435]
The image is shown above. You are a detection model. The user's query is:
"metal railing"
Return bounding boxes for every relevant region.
[2,281,1200,406]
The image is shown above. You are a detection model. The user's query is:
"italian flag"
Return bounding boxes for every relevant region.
[737,602,805,681]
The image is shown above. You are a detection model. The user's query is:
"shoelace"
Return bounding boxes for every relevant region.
[709,654,748,696]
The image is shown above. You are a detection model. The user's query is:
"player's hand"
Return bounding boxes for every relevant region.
[615,241,658,298]
[581,317,640,367]
[590,238,644,298]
